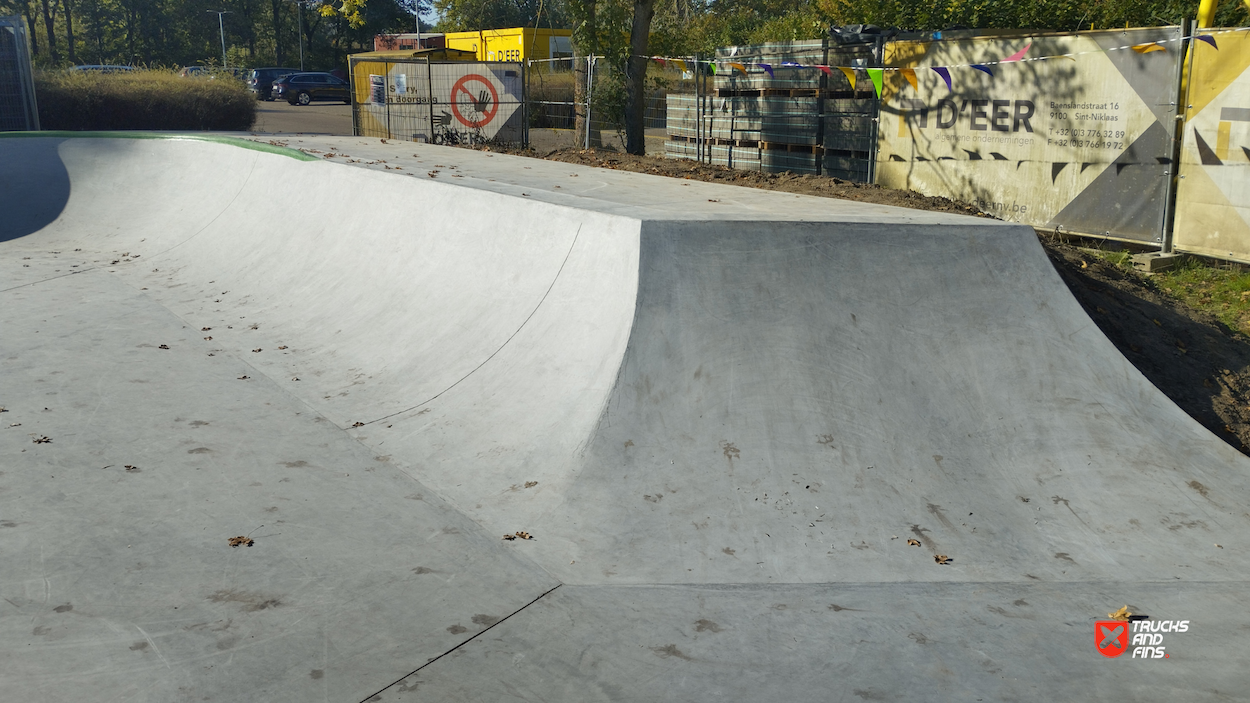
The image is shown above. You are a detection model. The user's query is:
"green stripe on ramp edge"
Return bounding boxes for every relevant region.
[0,131,319,161]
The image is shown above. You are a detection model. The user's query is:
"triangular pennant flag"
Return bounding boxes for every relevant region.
[1131,42,1165,54]
[932,66,952,91]
[972,64,994,77]
[1002,42,1032,62]
[672,59,687,72]
[759,62,774,77]
[837,66,856,89]
[652,56,666,67]
[817,65,833,76]
[1196,35,1218,49]
[730,62,747,75]
[781,61,802,67]
[900,67,918,91]
[708,62,716,74]
[866,68,884,97]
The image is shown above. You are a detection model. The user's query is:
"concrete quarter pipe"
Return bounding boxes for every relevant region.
[1,134,1248,701]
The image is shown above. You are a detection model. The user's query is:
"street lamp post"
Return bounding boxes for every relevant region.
[206,10,232,70]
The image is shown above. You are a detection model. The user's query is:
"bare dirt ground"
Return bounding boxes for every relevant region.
[499,145,1250,456]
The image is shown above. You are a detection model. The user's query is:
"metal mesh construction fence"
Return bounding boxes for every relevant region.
[525,56,697,152]
[351,57,525,147]
[0,16,39,132]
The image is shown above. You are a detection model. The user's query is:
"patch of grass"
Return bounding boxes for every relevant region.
[1085,248,1135,271]
[36,69,255,131]
[1154,257,1250,335]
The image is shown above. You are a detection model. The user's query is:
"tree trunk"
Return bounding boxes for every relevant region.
[39,0,59,64]
[571,0,600,147]
[20,0,39,58]
[91,0,103,62]
[124,2,134,64]
[62,0,76,64]
[271,0,283,65]
[624,0,653,155]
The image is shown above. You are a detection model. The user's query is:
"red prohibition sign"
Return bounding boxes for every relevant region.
[450,74,499,128]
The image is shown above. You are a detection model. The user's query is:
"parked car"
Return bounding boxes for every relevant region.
[246,67,301,100]
[179,66,207,78]
[273,72,351,106]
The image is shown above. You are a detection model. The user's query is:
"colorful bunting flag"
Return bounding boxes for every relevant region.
[866,68,884,98]
[817,65,833,76]
[730,62,747,75]
[1002,42,1032,62]
[653,57,666,67]
[900,67,918,91]
[708,62,716,74]
[759,63,774,77]
[1131,42,1165,53]
[972,64,994,77]
[837,66,856,90]
[672,59,687,72]
[1196,35,1218,49]
[932,66,952,91]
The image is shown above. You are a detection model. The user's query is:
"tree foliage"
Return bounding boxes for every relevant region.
[0,0,433,69]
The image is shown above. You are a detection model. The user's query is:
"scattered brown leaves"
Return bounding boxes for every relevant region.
[351,422,364,428]
[228,536,254,548]
[201,327,212,331]
[906,539,921,546]
[32,435,51,443]
[237,375,250,380]
[502,533,516,540]
[1108,606,1132,621]
[124,465,139,472]
[158,344,170,349]
[524,481,538,488]
[514,531,532,540]
[278,345,288,350]
[933,554,952,565]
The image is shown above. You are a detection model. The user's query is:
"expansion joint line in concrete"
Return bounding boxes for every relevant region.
[360,224,584,428]
[0,267,97,294]
[356,583,563,703]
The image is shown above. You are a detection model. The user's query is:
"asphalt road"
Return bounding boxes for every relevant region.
[250,98,353,135]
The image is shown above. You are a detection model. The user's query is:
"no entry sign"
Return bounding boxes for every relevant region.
[450,74,499,128]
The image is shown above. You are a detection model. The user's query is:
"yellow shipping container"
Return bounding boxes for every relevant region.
[443,28,571,64]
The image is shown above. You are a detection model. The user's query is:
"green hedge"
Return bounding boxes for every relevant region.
[36,70,256,131]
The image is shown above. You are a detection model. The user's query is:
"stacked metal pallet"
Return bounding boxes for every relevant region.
[664,39,878,181]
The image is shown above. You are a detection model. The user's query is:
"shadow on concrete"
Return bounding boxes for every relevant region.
[0,137,69,242]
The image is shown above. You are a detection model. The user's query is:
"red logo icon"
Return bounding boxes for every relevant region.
[1096,620,1129,658]
[450,74,499,128]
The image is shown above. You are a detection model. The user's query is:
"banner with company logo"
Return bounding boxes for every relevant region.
[1173,29,1250,262]
[350,59,524,144]
[875,28,1183,243]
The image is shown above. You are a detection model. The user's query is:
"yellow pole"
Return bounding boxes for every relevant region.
[1197,0,1218,27]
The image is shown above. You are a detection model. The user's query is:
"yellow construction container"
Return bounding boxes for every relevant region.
[443,28,571,64]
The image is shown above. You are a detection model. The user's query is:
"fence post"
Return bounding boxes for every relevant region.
[1160,22,1190,254]
[585,55,594,149]
[523,60,529,148]
[425,57,435,143]
[8,18,40,131]
[695,53,702,163]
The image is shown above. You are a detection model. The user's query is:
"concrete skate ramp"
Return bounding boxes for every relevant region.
[2,135,1249,702]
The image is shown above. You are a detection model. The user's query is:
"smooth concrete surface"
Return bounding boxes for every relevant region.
[3,134,1250,701]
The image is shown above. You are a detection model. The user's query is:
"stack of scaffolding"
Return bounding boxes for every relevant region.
[664,39,878,181]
